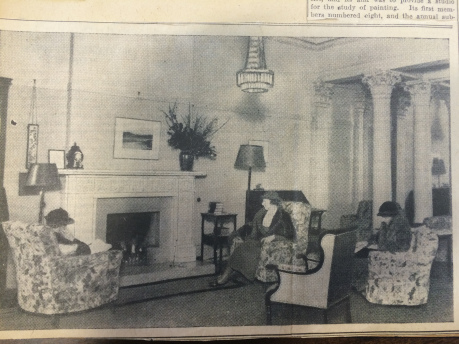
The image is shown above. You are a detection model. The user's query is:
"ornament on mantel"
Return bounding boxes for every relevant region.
[66,143,84,169]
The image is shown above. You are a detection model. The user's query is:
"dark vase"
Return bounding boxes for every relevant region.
[179,151,194,171]
[66,142,84,169]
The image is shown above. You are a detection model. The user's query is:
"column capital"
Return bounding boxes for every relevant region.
[404,79,431,96]
[313,79,334,105]
[431,84,450,102]
[362,70,402,89]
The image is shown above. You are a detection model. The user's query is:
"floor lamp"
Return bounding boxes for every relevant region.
[26,163,60,224]
[234,144,266,223]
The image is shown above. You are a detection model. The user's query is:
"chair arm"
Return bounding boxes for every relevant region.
[368,250,434,266]
[48,250,123,282]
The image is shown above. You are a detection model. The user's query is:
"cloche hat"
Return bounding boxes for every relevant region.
[261,191,282,204]
[377,201,400,217]
[45,208,75,227]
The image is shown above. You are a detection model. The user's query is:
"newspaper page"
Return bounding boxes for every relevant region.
[0,0,457,340]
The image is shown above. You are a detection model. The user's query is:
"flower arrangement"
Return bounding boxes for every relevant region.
[162,103,226,159]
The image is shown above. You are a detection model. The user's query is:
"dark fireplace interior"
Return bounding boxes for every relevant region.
[106,211,159,265]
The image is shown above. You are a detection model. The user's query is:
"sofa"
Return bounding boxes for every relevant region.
[3,221,123,314]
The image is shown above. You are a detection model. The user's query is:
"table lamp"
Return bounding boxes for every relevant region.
[26,163,60,224]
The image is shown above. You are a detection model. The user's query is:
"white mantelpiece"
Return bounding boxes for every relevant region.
[59,170,206,264]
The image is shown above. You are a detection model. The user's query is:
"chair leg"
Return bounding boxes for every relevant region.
[345,297,352,323]
[266,302,272,325]
[323,309,328,324]
[51,315,60,329]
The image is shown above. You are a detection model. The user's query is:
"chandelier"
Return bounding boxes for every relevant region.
[236,37,274,93]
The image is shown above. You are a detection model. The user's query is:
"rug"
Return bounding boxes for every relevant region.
[113,274,245,306]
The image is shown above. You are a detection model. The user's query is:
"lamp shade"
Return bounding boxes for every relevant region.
[432,158,446,176]
[26,163,60,188]
[234,145,266,170]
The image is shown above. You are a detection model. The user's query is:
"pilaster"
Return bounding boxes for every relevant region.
[310,80,334,210]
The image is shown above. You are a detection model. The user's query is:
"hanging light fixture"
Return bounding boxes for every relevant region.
[237,37,274,93]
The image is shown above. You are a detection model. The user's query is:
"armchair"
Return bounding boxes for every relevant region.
[265,228,357,324]
[255,200,312,282]
[3,220,123,314]
[365,225,438,306]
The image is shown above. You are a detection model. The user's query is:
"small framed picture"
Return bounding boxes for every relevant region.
[26,124,39,169]
[48,149,66,169]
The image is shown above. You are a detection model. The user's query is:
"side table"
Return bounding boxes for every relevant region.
[199,213,237,274]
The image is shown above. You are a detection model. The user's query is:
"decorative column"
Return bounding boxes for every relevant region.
[405,80,433,223]
[310,80,334,210]
[363,70,401,227]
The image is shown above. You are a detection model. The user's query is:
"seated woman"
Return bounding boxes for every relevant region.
[374,201,412,253]
[211,191,294,286]
[353,201,412,291]
[45,208,91,256]
[356,201,411,256]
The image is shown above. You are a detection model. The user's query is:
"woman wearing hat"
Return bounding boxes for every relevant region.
[45,208,91,256]
[211,191,294,286]
[374,201,412,253]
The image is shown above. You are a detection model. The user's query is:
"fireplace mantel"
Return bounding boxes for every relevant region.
[59,169,206,265]
[58,169,206,177]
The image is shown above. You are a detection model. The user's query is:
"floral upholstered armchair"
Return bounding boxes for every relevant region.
[365,225,438,306]
[232,201,312,283]
[3,221,123,314]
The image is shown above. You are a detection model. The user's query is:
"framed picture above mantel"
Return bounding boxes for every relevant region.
[113,118,161,160]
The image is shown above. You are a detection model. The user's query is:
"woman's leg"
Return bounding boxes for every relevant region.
[216,265,234,284]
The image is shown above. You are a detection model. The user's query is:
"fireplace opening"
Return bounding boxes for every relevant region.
[106,212,159,266]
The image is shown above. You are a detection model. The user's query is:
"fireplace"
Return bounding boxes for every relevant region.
[95,196,173,265]
[58,170,212,286]
[106,211,159,266]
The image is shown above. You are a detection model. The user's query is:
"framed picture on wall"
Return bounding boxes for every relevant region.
[48,149,66,169]
[26,124,39,170]
[113,118,161,160]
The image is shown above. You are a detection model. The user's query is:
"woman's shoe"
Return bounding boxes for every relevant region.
[208,280,227,287]
[209,267,233,287]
